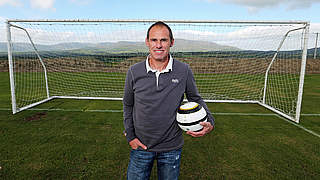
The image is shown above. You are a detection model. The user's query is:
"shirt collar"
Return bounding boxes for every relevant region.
[146,54,173,73]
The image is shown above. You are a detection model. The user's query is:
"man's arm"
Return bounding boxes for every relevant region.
[184,64,214,137]
[123,68,147,149]
[123,68,137,143]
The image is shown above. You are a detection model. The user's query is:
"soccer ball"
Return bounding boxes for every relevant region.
[176,102,208,132]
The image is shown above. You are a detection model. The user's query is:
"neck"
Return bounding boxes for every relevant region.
[149,56,170,71]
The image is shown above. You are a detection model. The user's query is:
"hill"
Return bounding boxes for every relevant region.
[0,39,239,53]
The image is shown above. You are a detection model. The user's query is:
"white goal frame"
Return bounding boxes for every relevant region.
[6,19,310,123]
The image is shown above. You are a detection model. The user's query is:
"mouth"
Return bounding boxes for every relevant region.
[154,50,164,54]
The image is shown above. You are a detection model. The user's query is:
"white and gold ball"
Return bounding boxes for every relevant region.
[176,102,207,132]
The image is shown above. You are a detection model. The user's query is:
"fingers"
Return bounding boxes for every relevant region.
[186,129,206,137]
[129,138,147,150]
[201,122,214,130]
[139,142,147,150]
[186,122,213,137]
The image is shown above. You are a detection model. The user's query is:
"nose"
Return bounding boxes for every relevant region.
[155,40,162,49]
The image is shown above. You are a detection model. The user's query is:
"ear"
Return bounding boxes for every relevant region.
[145,37,150,47]
[170,39,174,47]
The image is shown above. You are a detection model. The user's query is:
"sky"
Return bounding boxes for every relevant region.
[0,0,320,44]
[0,0,319,23]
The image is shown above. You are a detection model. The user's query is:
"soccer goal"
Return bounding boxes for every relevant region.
[6,19,309,123]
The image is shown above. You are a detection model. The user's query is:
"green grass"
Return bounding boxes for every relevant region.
[0,110,129,179]
[0,72,320,179]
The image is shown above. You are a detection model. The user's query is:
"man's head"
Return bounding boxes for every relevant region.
[145,21,174,62]
[147,21,174,42]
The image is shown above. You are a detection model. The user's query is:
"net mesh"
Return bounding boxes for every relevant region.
[8,20,308,121]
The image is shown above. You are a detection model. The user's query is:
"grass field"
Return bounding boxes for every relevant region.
[0,71,320,179]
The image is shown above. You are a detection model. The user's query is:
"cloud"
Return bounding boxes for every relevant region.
[173,23,310,50]
[30,0,55,10]
[0,16,6,22]
[0,0,22,7]
[0,0,56,10]
[0,16,6,28]
[4,21,316,51]
[310,23,320,34]
[204,0,320,11]
[0,17,6,42]
[309,23,320,49]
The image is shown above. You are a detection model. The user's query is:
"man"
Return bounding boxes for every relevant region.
[123,21,214,180]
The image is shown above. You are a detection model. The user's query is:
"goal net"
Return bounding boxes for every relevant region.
[6,20,309,123]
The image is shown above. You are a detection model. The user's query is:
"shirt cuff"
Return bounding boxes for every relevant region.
[123,130,136,143]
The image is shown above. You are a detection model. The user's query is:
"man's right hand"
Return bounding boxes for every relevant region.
[129,138,147,150]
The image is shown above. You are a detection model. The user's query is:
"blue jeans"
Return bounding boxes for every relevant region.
[127,148,182,180]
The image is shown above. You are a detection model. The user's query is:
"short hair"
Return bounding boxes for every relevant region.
[146,21,174,41]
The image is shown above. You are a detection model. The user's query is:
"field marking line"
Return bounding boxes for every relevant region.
[1,108,320,117]
[1,107,319,138]
[276,114,320,139]
[213,112,276,116]
[301,114,320,116]
[0,108,124,113]
[33,108,124,113]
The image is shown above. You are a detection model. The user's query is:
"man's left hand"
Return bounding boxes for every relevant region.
[186,122,214,137]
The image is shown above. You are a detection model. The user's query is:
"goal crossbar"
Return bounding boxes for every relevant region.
[7,19,309,24]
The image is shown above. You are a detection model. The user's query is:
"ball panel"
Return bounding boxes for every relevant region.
[179,102,198,110]
[176,107,207,124]
[177,102,202,114]
[178,118,207,131]
[176,114,208,126]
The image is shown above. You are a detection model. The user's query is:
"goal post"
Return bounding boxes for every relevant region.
[6,19,310,123]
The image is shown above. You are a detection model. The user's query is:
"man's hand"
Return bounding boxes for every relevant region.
[186,122,214,137]
[129,138,147,150]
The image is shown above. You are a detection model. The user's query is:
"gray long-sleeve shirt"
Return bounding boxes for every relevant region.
[123,57,214,152]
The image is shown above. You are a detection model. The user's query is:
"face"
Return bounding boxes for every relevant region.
[145,25,174,62]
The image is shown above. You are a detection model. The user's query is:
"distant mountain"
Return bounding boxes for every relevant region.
[0,42,100,52]
[0,39,239,53]
[172,39,240,51]
[0,42,7,52]
[1,40,320,58]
